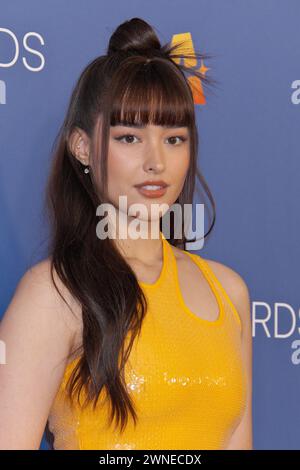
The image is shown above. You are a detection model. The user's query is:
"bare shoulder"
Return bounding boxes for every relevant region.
[201,256,251,334]
[2,257,83,367]
[16,257,82,342]
[172,245,251,330]
[204,258,250,299]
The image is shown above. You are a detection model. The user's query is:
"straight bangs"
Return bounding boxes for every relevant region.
[109,59,195,129]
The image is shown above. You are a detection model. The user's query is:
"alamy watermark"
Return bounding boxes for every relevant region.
[95,196,205,250]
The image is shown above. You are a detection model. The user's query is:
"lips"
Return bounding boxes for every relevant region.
[134,180,168,189]
[134,185,168,198]
[134,180,169,198]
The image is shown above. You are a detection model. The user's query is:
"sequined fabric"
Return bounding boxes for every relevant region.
[46,232,247,450]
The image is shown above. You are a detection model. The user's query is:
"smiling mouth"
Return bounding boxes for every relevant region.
[135,185,168,198]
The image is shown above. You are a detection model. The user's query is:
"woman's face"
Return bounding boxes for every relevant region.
[107,123,190,223]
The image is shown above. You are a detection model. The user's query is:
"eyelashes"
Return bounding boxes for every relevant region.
[113,134,188,146]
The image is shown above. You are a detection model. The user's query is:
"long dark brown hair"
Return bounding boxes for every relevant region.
[44,17,218,436]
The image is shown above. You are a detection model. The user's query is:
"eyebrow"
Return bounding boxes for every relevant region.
[111,123,188,129]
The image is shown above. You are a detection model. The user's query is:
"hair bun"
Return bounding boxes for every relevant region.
[107,17,162,57]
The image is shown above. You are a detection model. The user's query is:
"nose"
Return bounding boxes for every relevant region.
[142,139,166,173]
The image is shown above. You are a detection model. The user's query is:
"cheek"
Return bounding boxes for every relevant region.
[107,149,135,183]
[106,149,140,206]
[170,151,190,182]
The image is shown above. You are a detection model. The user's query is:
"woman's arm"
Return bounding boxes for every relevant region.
[206,260,253,450]
[225,273,253,449]
[0,260,79,449]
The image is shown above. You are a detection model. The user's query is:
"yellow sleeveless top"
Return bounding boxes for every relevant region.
[46,232,247,450]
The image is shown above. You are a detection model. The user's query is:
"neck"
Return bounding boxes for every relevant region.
[107,211,163,264]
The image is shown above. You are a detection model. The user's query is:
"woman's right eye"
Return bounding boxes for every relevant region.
[114,134,139,144]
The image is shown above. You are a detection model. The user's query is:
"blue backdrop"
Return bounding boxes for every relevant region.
[1,0,300,450]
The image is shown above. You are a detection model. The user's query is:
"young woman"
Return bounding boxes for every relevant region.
[0,17,252,450]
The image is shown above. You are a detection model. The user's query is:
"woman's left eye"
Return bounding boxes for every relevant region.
[167,136,188,145]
